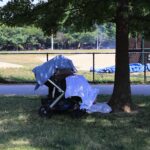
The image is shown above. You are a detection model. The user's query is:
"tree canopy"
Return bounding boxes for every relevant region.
[0,24,116,50]
[0,0,150,35]
[0,25,48,50]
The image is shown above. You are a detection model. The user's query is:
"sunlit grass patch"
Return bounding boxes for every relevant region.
[0,67,35,83]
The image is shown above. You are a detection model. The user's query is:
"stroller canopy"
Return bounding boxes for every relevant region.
[32,55,77,89]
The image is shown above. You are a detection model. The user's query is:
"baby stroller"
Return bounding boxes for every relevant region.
[32,55,85,118]
[39,69,84,117]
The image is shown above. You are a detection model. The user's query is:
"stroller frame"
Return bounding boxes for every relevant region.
[47,79,65,108]
[38,69,86,118]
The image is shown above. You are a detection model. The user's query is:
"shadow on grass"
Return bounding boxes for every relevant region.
[0,95,150,150]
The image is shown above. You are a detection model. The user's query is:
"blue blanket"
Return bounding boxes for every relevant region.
[90,63,150,73]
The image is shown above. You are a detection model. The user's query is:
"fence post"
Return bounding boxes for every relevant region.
[141,33,146,83]
[92,53,95,83]
[144,51,147,83]
[46,53,49,62]
[46,53,50,95]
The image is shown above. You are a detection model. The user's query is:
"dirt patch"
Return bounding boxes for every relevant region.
[38,54,115,71]
[67,54,115,70]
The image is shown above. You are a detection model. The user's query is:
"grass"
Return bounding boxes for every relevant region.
[1,68,149,84]
[0,68,35,83]
[0,54,42,83]
[0,95,150,150]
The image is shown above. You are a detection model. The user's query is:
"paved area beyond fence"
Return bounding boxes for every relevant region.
[0,84,150,96]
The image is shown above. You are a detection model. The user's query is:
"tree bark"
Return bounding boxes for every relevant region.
[108,0,132,112]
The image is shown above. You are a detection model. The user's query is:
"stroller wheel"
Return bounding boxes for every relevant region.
[38,106,53,118]
[38,106,47,117]
[47,109,53,118]
[71,109,86,118]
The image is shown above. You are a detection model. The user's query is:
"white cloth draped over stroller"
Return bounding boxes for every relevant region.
[32,55,99,111]
[65,75,99,109]
[32,55,77,90]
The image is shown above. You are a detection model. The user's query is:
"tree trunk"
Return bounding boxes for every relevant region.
[108,0,132,112]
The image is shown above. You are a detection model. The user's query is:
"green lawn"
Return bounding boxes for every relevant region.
[0,95,150,150]
[0,67,149,84]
